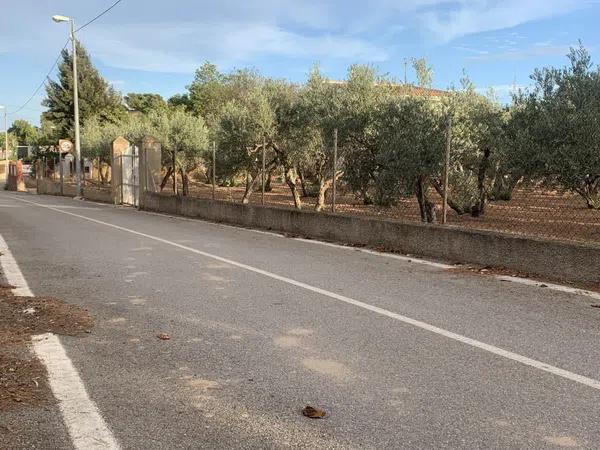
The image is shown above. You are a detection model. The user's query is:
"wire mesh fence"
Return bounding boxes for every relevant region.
[157,172,600,245]
[36,156,600,246]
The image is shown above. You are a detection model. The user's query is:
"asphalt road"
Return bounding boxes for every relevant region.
[1,190,599,449]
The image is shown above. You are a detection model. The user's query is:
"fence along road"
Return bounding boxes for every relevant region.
[1,190,599,449]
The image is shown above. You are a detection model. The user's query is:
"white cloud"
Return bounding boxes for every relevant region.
[85,21,389,73]
[422,0,585,42]
[466,44,574,62]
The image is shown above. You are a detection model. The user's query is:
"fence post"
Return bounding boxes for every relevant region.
[442,116,452,225]
[59,152,64,195]
[332,128,338,213]
[261,136,266,206]
[212,141,216,201]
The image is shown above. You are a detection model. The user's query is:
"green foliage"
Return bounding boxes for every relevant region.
[145,107,209,172]
[42,41,126,139]
[372,97,445,206]
[507,43,600,208]
[0,132,18,156]
[441,85,507,215]
[412,58,433,88]
[124,93,168,115]
[8,120,38,146]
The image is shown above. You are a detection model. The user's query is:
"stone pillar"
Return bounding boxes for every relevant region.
[111,136,130,205]
[139,138,162,208]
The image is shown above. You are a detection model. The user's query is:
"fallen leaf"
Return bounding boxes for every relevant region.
[302,405,326,419]
[157,332,171,340]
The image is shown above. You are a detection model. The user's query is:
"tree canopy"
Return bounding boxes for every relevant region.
[42,41,126,139]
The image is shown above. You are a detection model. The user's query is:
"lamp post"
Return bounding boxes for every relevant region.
[52,14,82,197]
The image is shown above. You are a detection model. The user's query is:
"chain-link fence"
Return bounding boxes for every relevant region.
[34,147,600,246]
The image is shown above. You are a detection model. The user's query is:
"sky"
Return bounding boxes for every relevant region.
[0,0,599,127]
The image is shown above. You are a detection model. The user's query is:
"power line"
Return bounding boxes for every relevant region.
[75,0,124,32]
[9,40,69,116]
[8,0,125,117]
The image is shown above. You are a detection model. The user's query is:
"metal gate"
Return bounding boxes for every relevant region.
[118,145,139,206]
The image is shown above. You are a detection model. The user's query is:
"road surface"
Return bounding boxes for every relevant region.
[1,190,599,449]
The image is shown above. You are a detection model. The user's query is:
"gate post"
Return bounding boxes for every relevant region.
[139,137,162,209]
[111,136,130,205]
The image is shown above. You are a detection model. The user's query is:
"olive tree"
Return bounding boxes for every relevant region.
[373,97,446,222]
[146,108,209,195]
[508,44,600,209]
[439,85,507,216]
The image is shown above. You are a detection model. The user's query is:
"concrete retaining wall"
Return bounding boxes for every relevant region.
[142,192,600,284]
[36,179,112,203]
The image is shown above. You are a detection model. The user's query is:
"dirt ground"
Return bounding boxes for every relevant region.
[0,284,93,411]
[155,178,600,245]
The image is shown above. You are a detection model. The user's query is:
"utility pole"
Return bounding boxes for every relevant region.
[53,15,82,197]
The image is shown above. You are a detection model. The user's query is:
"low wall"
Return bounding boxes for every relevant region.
[142,192,600,285]
[36,179,112,203]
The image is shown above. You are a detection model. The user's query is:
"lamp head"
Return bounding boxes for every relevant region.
[52,15,71,23]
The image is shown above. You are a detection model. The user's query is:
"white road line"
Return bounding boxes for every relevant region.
[140,204,600,300]
[0,230,120,450]
[32,334,121,450]
[15,195,600,391]
[0,234,34,296]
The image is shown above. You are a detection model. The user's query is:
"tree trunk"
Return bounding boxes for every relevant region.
[99,162,108,184]
[181,168,189,196]
[432,179,468,215]
[242,172,260,204]
[160,166,173,192]
[298,168,309,197]
[285,167,302,209]
[576,176,600,209]
[472,148,491,217]
[415,175,437,223]
[265,168,273,192]
[315,177,333,211]
[172,151,178,195]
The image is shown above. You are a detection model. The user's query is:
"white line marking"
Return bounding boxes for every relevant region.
[496,276,600,301]
[0,230,120,449]
[15,195,600,391]
[0,233,34,296]
[140,204,600,299]
[293,237,454,269]
[32,334,120,450]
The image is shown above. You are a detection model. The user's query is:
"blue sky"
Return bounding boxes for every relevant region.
[1,0,598,126]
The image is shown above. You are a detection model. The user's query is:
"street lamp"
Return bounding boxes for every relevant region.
[52,14,82,197]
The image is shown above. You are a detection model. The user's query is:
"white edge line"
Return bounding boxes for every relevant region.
[0,229,120,450]
[32,334,121,450]
[140,204,600,301]
[0,233,34,296]
[14,195,600,392]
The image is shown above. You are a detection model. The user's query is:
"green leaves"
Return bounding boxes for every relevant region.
[508,44,600,208]
[42,42,126,140]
